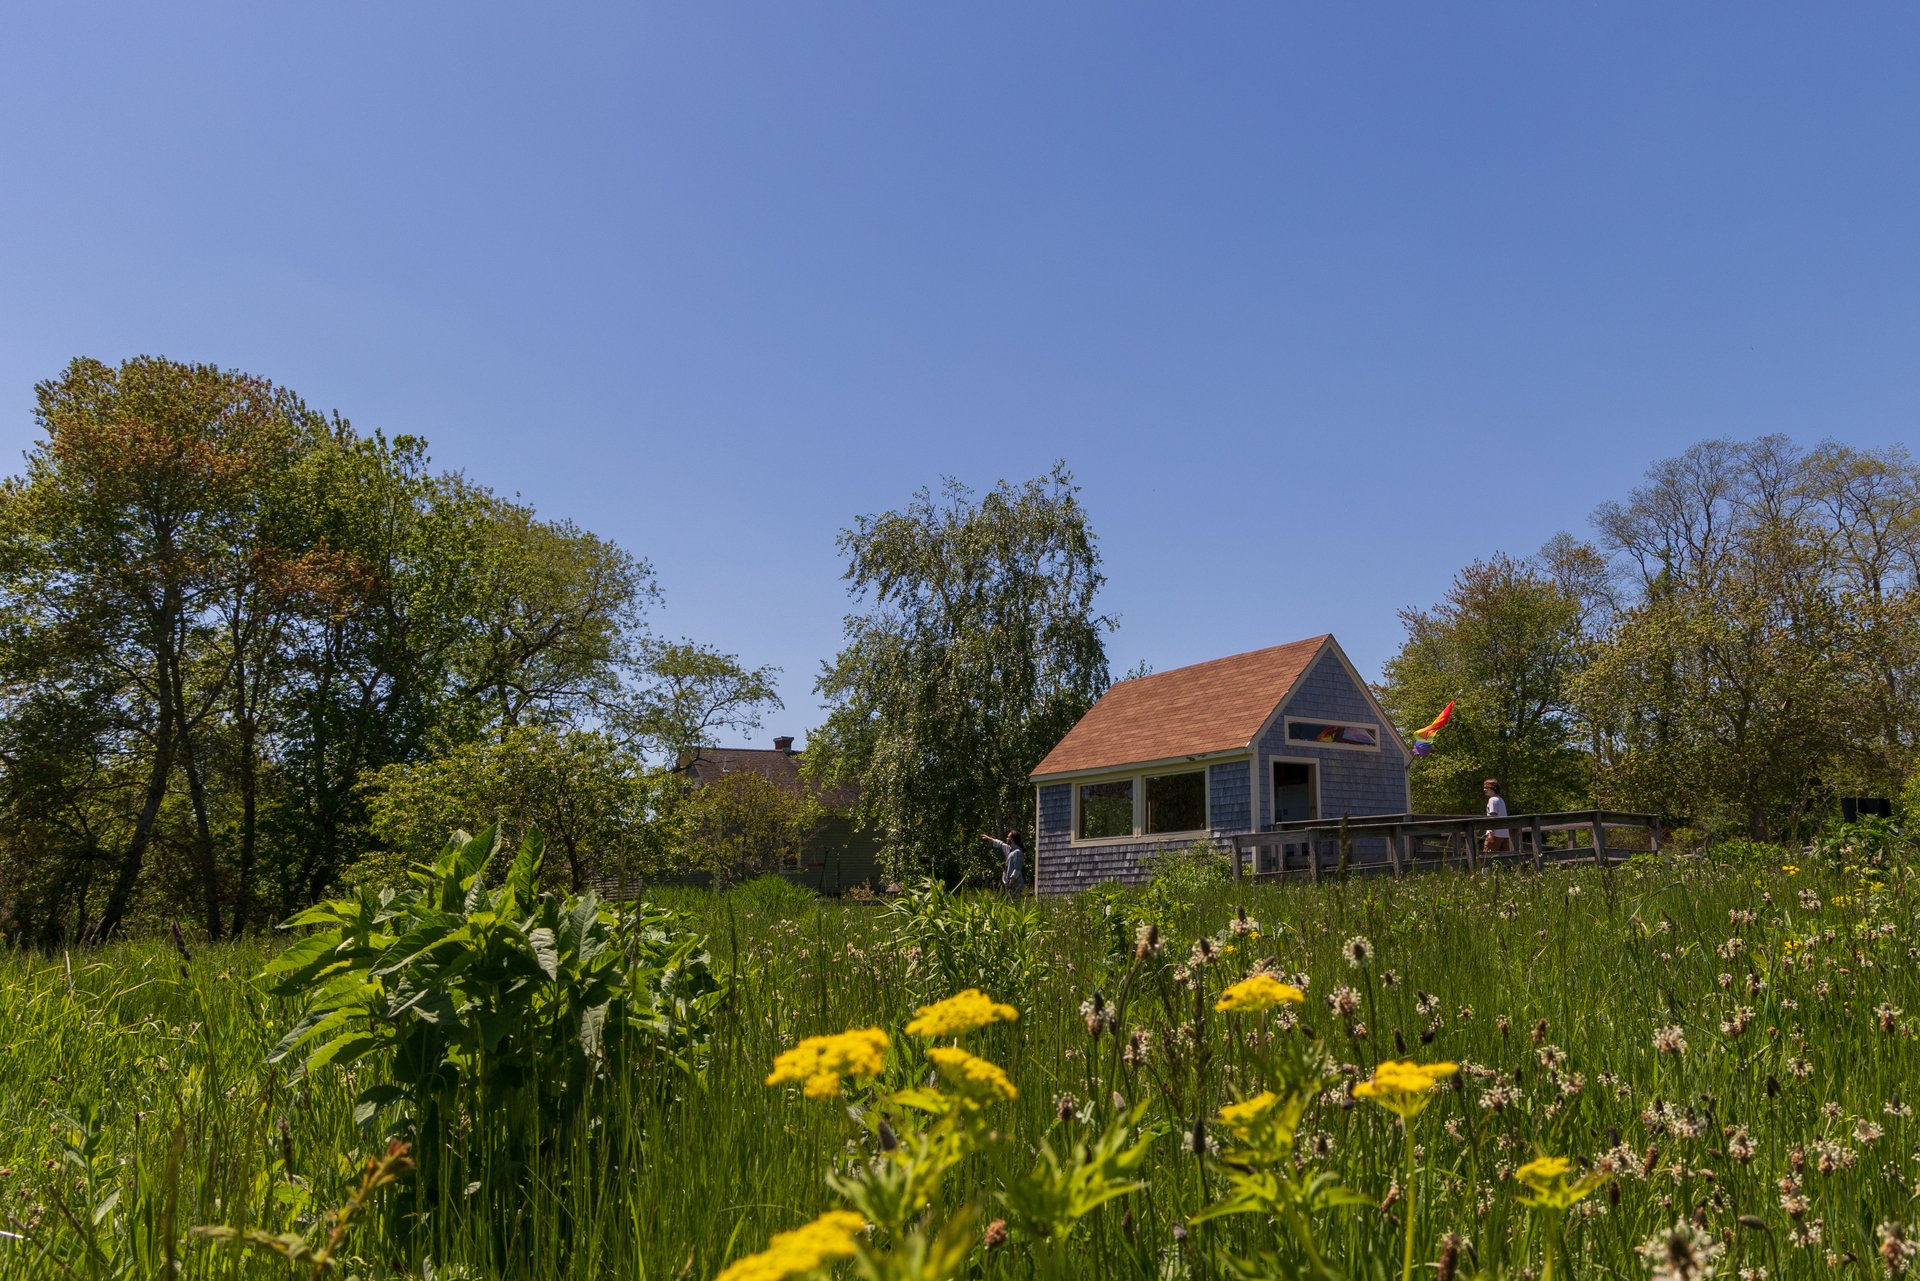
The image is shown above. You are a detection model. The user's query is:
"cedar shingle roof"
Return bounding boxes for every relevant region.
[1031,635,1330,778]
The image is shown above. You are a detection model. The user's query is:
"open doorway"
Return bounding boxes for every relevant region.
[1272,760,1318,825]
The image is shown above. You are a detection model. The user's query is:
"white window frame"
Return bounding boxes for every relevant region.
[1069,764,1214,846]
[1280,716,1382,753]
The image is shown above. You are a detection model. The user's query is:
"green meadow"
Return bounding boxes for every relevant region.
[1,844,1914,1280]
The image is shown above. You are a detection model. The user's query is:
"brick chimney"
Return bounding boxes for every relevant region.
[773,736,795,754]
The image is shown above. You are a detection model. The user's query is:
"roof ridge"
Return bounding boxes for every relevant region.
[1115,634,1328,687]
[1031,634,1335,779]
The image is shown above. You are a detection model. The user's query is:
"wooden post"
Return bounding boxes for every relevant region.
[1389,824,1404,877]
[1649,818,1662,856]
[1307,831,1319,882]
[1531,817,1545,872]
[1589,816,1609,867]
[1233,834,1242,886]
[1466,820,1480,874]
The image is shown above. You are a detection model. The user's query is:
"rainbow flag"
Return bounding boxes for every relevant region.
[1410,701,1453,757]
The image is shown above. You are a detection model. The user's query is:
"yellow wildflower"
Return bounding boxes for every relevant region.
[1215,974,1307,1013]
[1782,864,1800,876]
[1516,1155,1570,1182]
[715,1209,866,1281]
[905,989,1019,1038]
[1353,1059,1458,1119]
[1217,1090,1283,1140]
[766,1028,889,1099]
[928,1045,1018,1102]
[1515,1154,1610,1210]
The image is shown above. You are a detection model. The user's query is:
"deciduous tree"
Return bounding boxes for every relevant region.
[810,464,1111,882]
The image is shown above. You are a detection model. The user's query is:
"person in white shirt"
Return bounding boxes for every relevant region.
[1482,778,1511,854]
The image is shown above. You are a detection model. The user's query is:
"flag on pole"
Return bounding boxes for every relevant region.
[1410,701,1454,757]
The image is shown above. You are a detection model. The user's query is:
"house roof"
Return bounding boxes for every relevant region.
[680,746,860,808]
[1031,635,1331,779]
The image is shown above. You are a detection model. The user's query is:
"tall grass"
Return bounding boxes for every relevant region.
[2,850,1914,1278]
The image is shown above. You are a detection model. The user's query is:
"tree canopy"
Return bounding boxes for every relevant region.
[0,356,779,941]
[809,464,1111,882]
[1386,435,1920,841]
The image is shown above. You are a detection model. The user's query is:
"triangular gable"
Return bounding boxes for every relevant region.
[1031,635,1329,778]
[1253,635,1412,760]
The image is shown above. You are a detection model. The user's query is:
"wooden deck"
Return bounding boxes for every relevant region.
[1229,810,1662,883]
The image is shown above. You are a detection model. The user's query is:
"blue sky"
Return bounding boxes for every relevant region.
[3,6,1917,744]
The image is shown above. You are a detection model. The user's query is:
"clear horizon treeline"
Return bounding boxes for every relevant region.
[0,357,783,944]
[2,357,1915,943]
[1378,434,1920,840]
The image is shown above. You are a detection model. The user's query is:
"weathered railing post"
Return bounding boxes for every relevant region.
[1589,815,1609,867]
[1531,817,1546,871]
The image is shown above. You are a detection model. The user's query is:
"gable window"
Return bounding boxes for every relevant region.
[1078,779,1134,840]
[1145,770,1206,834]
[1284,719,1379,750]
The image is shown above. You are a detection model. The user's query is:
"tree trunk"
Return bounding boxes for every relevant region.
[177,723,224,941]
[231,717,259,935]
[92,711,174,942]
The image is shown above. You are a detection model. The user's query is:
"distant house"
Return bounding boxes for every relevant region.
[680,737,883,892]
[1029,635,1410,894]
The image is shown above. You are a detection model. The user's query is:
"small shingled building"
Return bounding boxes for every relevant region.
[1028,635,1410,894]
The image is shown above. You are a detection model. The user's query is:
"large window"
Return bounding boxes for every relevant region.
[1284,719,1379,749]
[1077,779,1134,840]
[1145,770,1206,834]
[1073,767,1212,841]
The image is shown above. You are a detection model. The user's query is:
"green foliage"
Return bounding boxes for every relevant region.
[729,873,818,915]
[3,858,1919,1277]
[1379,549,1595,814]
[810,464,1111,883]
[882,879,1050,1009]
[0,356,792,944]
[1576,436,1919,839]
[673,767,826,888]
[1807,814,1908,868]
[624,639,782,764]
[1145,838,1230,900]
[1700,837,1793,868]
[261,825,721,1226]
[360,725,668,893]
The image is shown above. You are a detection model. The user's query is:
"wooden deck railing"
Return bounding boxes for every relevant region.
[1229,810,1662,883]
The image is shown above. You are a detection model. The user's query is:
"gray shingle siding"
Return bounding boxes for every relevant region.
[1252,648,1409,865]
[1034,758,1252,894]
[1209,759,1251,833]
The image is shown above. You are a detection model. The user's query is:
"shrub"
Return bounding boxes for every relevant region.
[1701,837,1792,868]
[262,825,722,1232]
[1808,814,1908,868]
[882,879,1049,1008]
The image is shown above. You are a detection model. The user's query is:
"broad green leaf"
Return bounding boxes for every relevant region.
[528,927,560,981]
[306,1030,380,1074]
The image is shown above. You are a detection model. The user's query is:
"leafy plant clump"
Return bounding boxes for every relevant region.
[262,825,723,1230]
[883,878,1050,1009]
